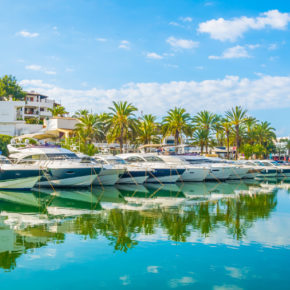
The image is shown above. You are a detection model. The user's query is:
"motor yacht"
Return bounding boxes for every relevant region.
[259,160,290,178]
[158,155,210,182]
[178,156,232,181]
[117,153,185,183]
[0,155,40,190]
[247,160,279,178]
[93,155,149,184]
[237,161,262,179]
[78,154,124,186]
[8,145,102,188]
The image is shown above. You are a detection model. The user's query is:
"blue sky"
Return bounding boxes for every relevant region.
[0,0,290,136]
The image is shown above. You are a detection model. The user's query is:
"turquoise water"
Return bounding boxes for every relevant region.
[0,180,289,289]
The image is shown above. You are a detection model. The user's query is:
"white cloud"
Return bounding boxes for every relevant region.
[25,65,56,75]
[180,17,192,22]
[146,52,163,59]
[25,65,42,71]
[169,21,182,27]
[198,10,290,41]
[96,38,108,42]
[147,266,159,273]
[209,45,250,59]
[169,277,195,288]
[225,266,249,279]
[166,36,199,49]
[268,43,278,50]
[119,275,130,286]
[19,75,290,115]
[119,40,130,49]
[17,30,39,38]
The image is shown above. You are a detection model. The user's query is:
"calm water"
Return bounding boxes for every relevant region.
[0,180,290,289]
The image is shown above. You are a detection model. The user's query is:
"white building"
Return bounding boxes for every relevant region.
[0,91,56,136]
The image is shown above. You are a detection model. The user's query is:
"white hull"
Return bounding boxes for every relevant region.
[93,169,122,186]
[205,168,232,181]
[228,167,248,180]
[37,174,97,188]
[178,168,209,182]
[146,174,180,183]
[117,175,148,184]
[0,176,39,190]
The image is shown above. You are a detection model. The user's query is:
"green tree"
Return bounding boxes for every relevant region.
[106,101,139,153]
[137,114,160,146]
[75,114,103,145]
[48,105,68,117]
[225,106,248,159]
[162,107,192,147]
[0,75,26,101]
[192,110,219,153]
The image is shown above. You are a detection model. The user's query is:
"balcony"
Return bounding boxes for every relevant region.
[25,99,55,109]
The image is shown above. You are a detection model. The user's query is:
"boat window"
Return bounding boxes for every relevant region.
[0,156,12,164]
[107,158,126,165]
[143,156,164,163]
[46,153,80,160]
[92,158,107,165]
[125,156,145,163]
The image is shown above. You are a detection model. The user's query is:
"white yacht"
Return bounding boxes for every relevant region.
[0,155,40,190]
[117,153,185,183]
[8,145,102,188]
[237,161,262,179]
[93,155,150,184]
[259,160,290,178]
[178,156,232,181]
[247,160,279,178]
[78,154,124,186]
[158,155,210,182]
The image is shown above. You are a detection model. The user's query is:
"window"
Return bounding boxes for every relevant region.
[125,156,145,163]
[143,156,164,163]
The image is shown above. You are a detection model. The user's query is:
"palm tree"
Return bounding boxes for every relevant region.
[192,129,208,153]
[221,118,233,159]
[244,117,257,145]
[254,121,276,158]
[75,114,103,145]
[72,109,89,118]
[162,107,192,147]
[137,114,160,146]
[225,106,248,159]
[107,101,138,153]
[192,110,219,153]
[48,105,68,117]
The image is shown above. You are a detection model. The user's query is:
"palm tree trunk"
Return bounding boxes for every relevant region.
[226,133,230,160]
[235,125,239,160]
[120,126,124,153]
[175,130,179,153]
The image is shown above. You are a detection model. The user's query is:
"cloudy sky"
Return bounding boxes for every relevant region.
[1,0,290,136]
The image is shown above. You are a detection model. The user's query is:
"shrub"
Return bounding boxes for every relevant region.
[0,134,12,156]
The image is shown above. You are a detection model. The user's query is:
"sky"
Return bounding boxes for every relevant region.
[0,0,290,136]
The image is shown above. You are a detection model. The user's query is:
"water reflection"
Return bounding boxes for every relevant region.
[0,180,289,271]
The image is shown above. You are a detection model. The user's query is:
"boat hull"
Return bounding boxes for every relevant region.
[117,170,149,184]
[0,176,39,190]
[178,168,209,182]
[146,169,185,183]
[93,169,124,186]
[37,167,100,188]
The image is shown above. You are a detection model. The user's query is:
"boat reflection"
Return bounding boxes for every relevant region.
[0,179,288,271]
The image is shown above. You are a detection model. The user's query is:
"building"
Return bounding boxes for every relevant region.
[0,91,56,136]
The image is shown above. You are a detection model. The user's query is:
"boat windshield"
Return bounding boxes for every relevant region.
[125,156,145,163]
[143,156,164,163]
[18,153,80,163]
[106,158,126,165]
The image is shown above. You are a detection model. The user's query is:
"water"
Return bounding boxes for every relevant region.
[0,180,290,289]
